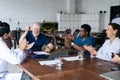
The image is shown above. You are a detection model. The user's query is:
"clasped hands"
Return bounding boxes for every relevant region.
[65,34,74,45]
[19,39,34,50]
[84,45,120,63]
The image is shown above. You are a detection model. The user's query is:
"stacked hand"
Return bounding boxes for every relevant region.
[19,39,28,50]
[19,39,34,50]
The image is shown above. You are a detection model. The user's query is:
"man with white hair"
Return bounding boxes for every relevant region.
[19,22,54,52]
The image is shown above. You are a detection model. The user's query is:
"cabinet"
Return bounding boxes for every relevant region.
[57,13,100,33]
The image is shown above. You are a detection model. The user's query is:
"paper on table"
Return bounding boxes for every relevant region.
[62,56,84,61]
[39,60,56,65]
[34,51,50,55]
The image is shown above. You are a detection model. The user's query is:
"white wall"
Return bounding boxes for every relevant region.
[76,0,120,31]
[0,0,67,30]
[0,0,120,31]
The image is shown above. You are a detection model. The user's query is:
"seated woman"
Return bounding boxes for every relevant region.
[84,23,120,64]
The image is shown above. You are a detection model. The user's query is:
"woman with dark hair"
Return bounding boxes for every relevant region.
[0,21,29,80]
[84,23,120,63]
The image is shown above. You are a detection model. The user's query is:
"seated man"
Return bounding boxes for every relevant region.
[64,24,95,56]
[19,22,54,52]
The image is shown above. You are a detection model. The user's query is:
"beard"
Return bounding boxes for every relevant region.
[32,32,39,37]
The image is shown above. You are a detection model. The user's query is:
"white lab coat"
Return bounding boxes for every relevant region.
[0,38,26,80]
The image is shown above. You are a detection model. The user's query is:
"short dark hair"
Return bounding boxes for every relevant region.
[81,24,91,35]
[108,23,120,37]
[0,21,10,37]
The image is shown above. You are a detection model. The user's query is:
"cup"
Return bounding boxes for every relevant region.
[55,57,62,69]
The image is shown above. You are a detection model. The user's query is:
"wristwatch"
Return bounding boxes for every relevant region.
[71,42,74,46]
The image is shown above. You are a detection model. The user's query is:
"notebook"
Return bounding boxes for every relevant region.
[100,70,120,80]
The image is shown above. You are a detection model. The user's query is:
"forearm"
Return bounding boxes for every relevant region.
[48,43,54,50]
[19,31,28,44]
[44,43,54,52]
[71,43,86,52]
[64,42,71,48]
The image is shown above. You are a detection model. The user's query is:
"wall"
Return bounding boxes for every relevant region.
[0,0,67,30]
[57,13,99,33]
[0,0,120,31]
[76,0,120,31]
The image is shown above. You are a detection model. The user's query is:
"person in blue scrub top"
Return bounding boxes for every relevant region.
[19,22,54,52]
[64,24,95,56]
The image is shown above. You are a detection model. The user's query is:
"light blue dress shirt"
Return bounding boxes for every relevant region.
[96,37,120,61]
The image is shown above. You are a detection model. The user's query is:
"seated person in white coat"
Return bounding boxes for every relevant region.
[0,21,33,80]
[84,23,120,64]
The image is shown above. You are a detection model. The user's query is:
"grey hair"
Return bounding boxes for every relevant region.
[34,22,42,28]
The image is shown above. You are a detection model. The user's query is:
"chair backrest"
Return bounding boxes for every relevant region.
[44,33,58,49]
[65,29,71,34]
[9,30,17,40]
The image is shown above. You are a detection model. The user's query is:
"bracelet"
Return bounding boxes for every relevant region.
[71,42,74,46]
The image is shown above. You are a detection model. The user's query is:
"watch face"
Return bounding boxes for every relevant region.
[111,53,114,58]
[111,53,120,58]
[71,42,74,46]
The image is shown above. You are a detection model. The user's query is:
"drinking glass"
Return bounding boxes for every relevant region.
[55,57,62,69]
[78,51,84,60]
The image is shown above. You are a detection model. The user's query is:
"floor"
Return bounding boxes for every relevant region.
[8,63,22,73]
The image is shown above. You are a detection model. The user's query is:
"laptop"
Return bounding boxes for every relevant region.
[100,70,120,80]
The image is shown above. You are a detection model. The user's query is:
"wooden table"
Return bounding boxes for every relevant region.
[17,52,120,80]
